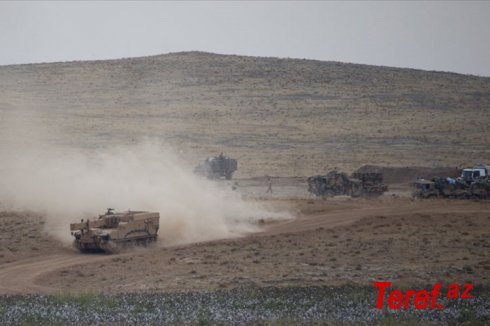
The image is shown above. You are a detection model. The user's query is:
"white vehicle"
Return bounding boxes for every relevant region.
[461,164,489,182]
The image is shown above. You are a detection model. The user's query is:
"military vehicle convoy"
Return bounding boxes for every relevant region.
[307,171,388,198]
[70,209,160,253]
[194,153,238,180]
[412,164,490,199]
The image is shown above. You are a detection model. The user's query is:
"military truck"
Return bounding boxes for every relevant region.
[307,171,352,197]
[70,209,160,253]
[432,177,472,198]
[412,176,489,199]
[470,178,490,198]
[412,179,439,198]
[351,172,388,197]
[307,171,387,198]
[194,153,238,180]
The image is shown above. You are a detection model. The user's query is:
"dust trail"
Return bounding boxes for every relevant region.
[0,138,290,245]
[0,87,289,246]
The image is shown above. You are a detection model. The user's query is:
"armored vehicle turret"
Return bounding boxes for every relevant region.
[70,209,160,253]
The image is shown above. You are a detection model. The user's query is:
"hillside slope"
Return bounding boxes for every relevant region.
[0,52,489,176]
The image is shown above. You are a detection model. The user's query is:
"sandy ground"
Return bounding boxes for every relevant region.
[0,180,488,295]
[0,53,488,300]
[1,52,489,177]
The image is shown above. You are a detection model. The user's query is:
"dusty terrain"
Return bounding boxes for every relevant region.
[0,53,489,323]
[0,52,489,176]
[0,184,488,295]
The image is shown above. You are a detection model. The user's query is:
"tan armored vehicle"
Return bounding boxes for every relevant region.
[70,209,160,253]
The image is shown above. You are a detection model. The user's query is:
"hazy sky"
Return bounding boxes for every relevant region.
[1,1,489,76]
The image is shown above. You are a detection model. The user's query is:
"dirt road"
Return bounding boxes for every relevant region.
[261,198,483,235]
[0,197,488,294]
[0,254,112,294]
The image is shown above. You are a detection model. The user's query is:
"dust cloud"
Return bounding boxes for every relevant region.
[0,138,289,245]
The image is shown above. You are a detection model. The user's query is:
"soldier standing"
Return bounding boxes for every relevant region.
[266,176,273,194]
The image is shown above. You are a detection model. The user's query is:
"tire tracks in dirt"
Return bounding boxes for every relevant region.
[0,253,111,294]
[262,200,487,235]
[0,199,487,294]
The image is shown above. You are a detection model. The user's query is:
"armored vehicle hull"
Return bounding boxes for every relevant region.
[194,154,237,180]
[307,171,387,198]
[70,209,160,253]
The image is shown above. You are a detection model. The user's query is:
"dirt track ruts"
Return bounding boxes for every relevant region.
[260,199,475,235]
[0,198,488,294]
[0,254,110,294]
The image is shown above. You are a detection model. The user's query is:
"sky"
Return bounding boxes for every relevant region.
[1,1,489,76]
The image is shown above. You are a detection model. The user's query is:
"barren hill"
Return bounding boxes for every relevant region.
[0,51,489,176]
